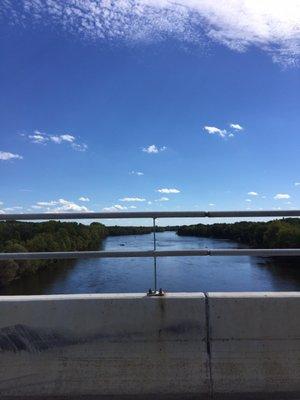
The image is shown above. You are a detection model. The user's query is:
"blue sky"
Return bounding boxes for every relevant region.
[0,1,300,224]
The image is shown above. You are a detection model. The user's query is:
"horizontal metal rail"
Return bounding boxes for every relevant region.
[0,210,300,220]
[1,249,300,260]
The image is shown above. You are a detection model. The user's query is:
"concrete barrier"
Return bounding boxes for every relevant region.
[1,292,300,399]
[0,293,209,399]
[207,292,300,399]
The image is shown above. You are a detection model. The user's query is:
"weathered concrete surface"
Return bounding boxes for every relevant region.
[2,292,300,399]
[208,292,300,399]
[0,293,209,399]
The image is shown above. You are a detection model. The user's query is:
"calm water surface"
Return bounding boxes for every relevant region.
[1,231,300,295]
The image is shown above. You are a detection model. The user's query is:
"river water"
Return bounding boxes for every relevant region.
[1,231,300,295]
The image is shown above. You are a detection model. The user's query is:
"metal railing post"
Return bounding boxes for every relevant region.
[147,217,164,296]
[153,217,157,292]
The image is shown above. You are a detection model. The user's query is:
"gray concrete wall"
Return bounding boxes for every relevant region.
[208,292,300,399]
[0,293,209,399]
[1,292,300,399]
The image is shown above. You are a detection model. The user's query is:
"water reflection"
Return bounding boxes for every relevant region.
[1,231,300,295]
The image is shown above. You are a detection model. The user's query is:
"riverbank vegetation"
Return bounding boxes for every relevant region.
[1,219,299,287]
[0,221,178,286]
[0,221,107,286]
[177,218,300,249]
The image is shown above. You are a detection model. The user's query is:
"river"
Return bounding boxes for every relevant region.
[1,231,300,295]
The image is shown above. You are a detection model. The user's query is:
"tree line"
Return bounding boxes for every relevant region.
[0,221,178,287]
[177,218,300,249]
[1,219,299,287]
[0,221,107,287]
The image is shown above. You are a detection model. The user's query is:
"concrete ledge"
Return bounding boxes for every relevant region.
[2,292,300,399]
[207,292,300,397]
[0,293,209,398]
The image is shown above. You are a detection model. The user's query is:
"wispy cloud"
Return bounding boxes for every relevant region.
[2,206,23,212]
[32,198,90,212]
[156,197,169,202]
[103,204,127,212]
[130,170,144,176]
[204,122,245,139]
[142,145,166,154]
[204,126,227,138]
[294,182,300,186]
[274,193,291,200]
[102,204,136,212]
[4,1,300,66]
[157,188,180,194]
[119,197,146,202]
[78,196,90,202]
[248,191,258,196]
[0,151,23,161]
[24,131,88,151]
[230,123,243,131]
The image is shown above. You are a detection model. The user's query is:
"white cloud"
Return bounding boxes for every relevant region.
[37,201,58,206]
[248,191,258,196]
[142,145,166,154]
[130,170,144,176]
[33,198,90,212]
[0,151,23,161]
[157,188,180,194]
[25,131,87,151]
[156,197,169,202]
[119,197,146,202]
[71,142,88,152]
[103,204,128,212]
[245,199,252,202]
[204,126,227,138]
[209,203,215,206]
[78,196,90,202]
[274,193,291,200]
[28,131,48,144]
[5,1,300,66]
[294,182,300,186]
[50,135,75,144]
[230,123,243,131]
[3,206,23,212]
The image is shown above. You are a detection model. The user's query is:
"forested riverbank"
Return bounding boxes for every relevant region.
[1,219,300,288]
[177,218,300,249]
[0,221,177,287]
[0,221,108,286]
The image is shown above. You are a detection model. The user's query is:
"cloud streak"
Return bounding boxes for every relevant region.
[3,1,300,66]
[204,126,227,138]
[274,193,290,200]
[24,131,88,151]
[31,198,90,212]
[157,188,180,194]
[0,151,23,161]
[142,145,166,154]
[119,197,146,202]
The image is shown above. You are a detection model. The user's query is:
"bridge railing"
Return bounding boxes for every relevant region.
[1,210,300,294]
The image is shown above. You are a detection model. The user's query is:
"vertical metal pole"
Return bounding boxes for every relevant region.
[153,217,157,292]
